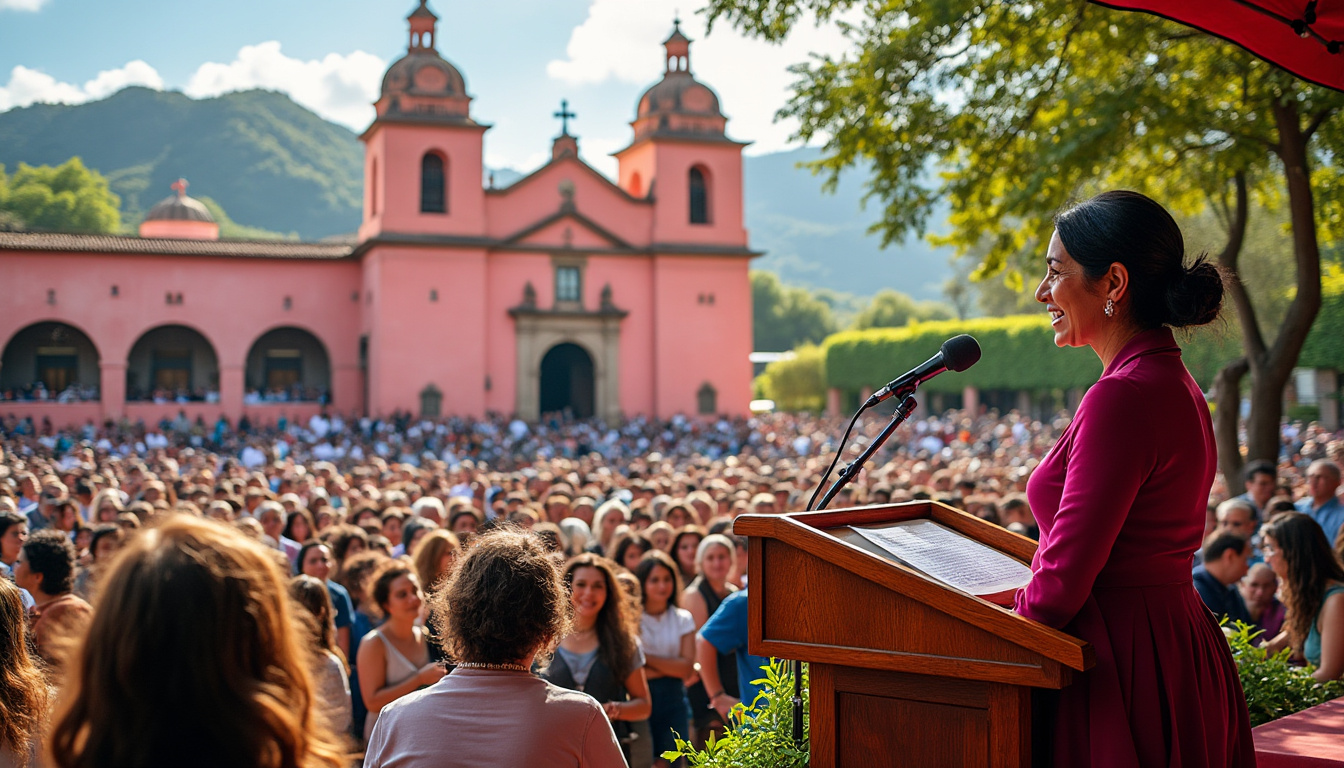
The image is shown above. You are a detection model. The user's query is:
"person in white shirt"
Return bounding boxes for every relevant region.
[635,550,696,766]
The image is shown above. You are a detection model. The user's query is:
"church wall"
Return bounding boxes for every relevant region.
[0,249,363,422]
[645,142,747,248]
[363,246,489,417]
[483,251,542,414]
[651,254,752,416]
[484,159,654,246]
[363,123,486,237]
[586,255,657,416]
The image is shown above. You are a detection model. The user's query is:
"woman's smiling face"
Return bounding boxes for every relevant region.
[1036,230,1106,350]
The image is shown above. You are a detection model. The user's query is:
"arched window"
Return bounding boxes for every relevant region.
[688,166,709,224]
[421,152,446,213]
[628,172,643,198]
[370,157,378,216]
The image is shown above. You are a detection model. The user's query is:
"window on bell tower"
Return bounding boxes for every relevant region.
[421,152,447,213]
[689,166,709,224]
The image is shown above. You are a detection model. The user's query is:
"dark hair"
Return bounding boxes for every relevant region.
[1243,460,1276,485]
[611,532,652,569]
[0,509,24,539]
[559,554,640,680]
[22,529,77,595]
[430,527,569,666]
[1202,531,1248,562]
[1261,512,1344,652]
[1054,190,1222,329]
[369,560,415,614]
[634,549,683,609]
[89,524,124,562]
[326,524,368,566]
[282,508,315,543]
[297,540,331,578]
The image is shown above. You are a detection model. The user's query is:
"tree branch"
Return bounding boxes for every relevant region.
[1218,172,1265,362]
[1303,107,1336,143]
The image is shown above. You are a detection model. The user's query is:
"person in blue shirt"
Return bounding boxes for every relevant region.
[1296,460,1343,550]
[696,588,770,720]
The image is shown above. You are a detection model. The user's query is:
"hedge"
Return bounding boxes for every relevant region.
[823,314,1245,394]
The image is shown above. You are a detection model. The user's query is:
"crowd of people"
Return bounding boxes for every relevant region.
[0,404,1341,766]
[0,383,99,403]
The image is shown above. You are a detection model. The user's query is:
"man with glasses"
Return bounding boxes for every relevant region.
[1295,460,1343,549]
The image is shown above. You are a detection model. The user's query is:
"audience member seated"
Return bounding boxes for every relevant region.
[1239,562,1286,642]
[13,529,92,665]
[1262,512,1344,682]
[1192,532,1252,624]
[364,527,627,768]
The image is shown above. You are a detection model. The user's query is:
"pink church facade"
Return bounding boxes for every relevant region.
[0,2,756,428]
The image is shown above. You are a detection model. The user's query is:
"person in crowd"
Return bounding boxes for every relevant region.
[670,527,704,585]
[611,531,654,573]
[284,507,317,544]
[329,524,369,573]
[695,541,767,723]
[0,509,27,580]
[357,560,445,742]
[72,524,124,601]
[381,508,406,550]
[363,528,627,768]
[663,502,694,531]
[1262,512,1344,681]
[998,494,1037,539]
[256,500,301,568]
[87,489,124,525]
[1239,460,1278,518]
[297,540,356,659]
[396,517,439,559]
[1239,562,1286,642]
[0,578,48,768]
[1296,460,1343,549]
[679,534,737,744]
[1215,498,1261,561]
[1012,191,1254,765]
[335,549,387,737]
[559,518,593,557]
[635,550,695,767]
[589,500,629,557]
[644,521,675,554]
[411,529,460,594]
[1192,532,1252,623]
[47,516,346,768]
[289,574,354,737]
[447,509,480,540]
[13,529,92,665]
[542,554,652,765]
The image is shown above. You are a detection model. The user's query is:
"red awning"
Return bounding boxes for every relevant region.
[1092,0,1344,91]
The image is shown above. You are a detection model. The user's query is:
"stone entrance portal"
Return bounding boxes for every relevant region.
[539,342,595,418]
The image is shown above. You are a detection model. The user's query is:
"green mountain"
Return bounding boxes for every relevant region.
[0,87,362,239]
[0,87,953,298]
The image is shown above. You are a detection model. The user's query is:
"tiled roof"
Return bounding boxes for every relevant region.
[0,231,355,260]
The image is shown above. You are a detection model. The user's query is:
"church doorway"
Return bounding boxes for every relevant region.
[539,343,594,419]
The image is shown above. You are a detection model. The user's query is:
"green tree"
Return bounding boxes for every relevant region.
[758,343,828,412]
[0,157,120,233]
[706,0,1343,483]
[752,270,837,351]
[851,288,954,329]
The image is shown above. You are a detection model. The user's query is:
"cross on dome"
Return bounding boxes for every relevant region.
[171,178,188,197]
[554,99,577,135]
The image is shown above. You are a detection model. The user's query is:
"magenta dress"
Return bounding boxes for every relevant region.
[1013,328,1255,767]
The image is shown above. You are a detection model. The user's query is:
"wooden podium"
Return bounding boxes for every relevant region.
[733,501,1094,768]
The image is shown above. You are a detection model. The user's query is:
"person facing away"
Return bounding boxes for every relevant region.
[1012,190,1254,767]
[363,527,627,768]
[1192,532,1252,624]
[46,516,347,768]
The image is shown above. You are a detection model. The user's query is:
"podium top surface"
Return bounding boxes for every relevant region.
[734,501,1094,674]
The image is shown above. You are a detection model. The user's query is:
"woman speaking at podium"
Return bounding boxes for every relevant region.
[1014,191,1255,767]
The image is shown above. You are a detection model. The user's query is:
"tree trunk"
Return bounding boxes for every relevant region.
[1213,357,1249,489]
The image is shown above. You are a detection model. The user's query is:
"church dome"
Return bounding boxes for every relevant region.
[630,21,727,140]
[372,1,473,123]
[144,179,214,223]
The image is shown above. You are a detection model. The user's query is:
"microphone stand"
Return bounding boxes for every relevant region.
[790,391,918,747]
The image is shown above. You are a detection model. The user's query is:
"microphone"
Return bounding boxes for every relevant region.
[865,334,981,407]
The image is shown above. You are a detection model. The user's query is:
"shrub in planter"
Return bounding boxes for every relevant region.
[662,659,810,767]
[1226,621,1344,726]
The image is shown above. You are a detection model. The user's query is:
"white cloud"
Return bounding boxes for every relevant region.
[184,41,385,131]
[547,0,857,155]
[0,60,163,111]
[0,0,51,11]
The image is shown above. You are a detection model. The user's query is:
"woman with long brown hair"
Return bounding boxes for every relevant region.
[542,554,651,765]
[47,516,347,768]
[0,578,48,768]
[1262,512,1344,681]
[289,575,353,736]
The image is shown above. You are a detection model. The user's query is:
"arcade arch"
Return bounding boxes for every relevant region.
[125,325,220,402]
[539,343,595,419]
[0,322,101,401]
[244,327,332,403]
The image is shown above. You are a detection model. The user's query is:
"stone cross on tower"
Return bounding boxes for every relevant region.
[171,178,188,197]
[553,99,576,135]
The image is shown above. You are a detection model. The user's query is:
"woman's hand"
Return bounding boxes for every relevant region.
[710,691,739,720]
[602,700,622,720]
[417,662,446,686]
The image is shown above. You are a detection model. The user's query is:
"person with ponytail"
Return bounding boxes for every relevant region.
[1013,191,1254,767]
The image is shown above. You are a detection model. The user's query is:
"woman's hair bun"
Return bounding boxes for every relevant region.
[1164,255,1223,328]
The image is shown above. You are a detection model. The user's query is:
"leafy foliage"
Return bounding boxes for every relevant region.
[825,314,1242,394]
[662,659,809,767]
[195,196,297,241]
[0,87,362,238]
[1299,266,1344,370]
[851,288,954,329]
[752,271,837,352]
[0,157,120,233]
[1225,621,1344,727]
[758,344,827,412]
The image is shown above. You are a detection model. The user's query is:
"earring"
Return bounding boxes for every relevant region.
[1104,298,1115,318]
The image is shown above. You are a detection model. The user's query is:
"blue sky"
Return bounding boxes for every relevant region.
[0,0,855,176]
